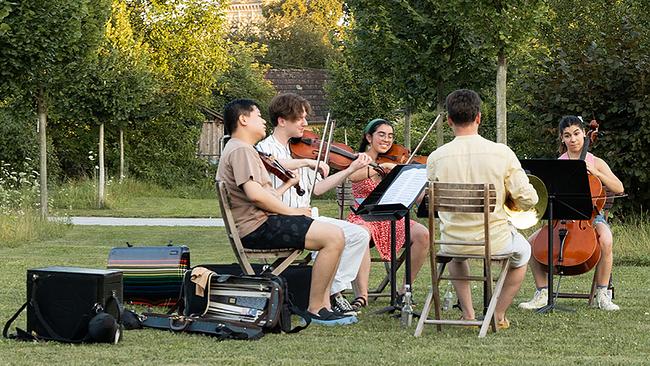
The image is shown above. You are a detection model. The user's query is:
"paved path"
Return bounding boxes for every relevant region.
[49,216,224,227]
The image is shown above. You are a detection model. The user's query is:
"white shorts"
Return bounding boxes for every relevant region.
[493,230,531,268]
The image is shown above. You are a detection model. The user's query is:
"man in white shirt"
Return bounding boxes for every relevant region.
[257,93,373,315]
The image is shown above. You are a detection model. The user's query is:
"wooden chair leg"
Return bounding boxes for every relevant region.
[479,259,509,338]
[269,251,303,276]
[432,264,444,332]
[588,269,598,306]
[414,287,434,337]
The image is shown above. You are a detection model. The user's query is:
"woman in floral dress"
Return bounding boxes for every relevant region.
[346,119,429,311]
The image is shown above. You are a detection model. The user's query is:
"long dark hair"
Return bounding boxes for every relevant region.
[557,115,584,154]
[358,119,392,152]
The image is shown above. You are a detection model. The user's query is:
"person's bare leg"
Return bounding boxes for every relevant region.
[594,223,613,287]
[495,265,526,321]
[405,222,429,287]
[304,221,345,314]
[353,245,371,301]
[449,259,475,320]
[528,229,548,288]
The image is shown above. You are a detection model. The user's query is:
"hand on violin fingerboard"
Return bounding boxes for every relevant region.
[349,153,373,171]
[288,169,301,186]
[313,160,330,177]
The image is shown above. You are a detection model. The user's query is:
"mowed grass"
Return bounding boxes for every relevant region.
[56,197,339,219]
[1,226,649,365]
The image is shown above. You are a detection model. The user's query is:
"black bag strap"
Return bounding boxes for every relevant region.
[264,274,310,334]
[142,313,264,340]
[2,300,29,340]
[283,303,310,334]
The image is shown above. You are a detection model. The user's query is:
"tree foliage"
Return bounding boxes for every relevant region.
[0,0,110,100]
[232,0,343,69]
[50,0,158,178]
[518,0,650,213]
[328,0,493,129]
[212,41,276,118]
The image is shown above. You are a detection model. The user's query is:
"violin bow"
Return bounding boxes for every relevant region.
[309,112,332,201]
[405,112,444,164]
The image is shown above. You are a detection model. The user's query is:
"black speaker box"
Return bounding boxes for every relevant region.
[26,267,122,341]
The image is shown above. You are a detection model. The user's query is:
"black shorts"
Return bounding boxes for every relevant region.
[241,215,314,250]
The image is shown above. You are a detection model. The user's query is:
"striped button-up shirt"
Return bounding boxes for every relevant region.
[256,134,321,208]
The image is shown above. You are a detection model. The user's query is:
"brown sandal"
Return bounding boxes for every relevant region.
[351,296,367,311]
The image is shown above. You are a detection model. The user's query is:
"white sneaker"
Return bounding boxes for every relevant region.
[595,289,620,311]
[518,288,548,310]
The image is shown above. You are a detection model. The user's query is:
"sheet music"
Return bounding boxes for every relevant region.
[378,167,427,206]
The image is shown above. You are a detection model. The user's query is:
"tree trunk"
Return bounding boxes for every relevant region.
[496,49,507,144]
[404,107,412,150]
[436,81,445,147]
[119,127,125,183]
[37,88,48,218]
[98,122,105,208]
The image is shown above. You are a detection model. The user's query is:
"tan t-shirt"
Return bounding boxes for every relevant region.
[426,134,538,254]
[216,138,280,237]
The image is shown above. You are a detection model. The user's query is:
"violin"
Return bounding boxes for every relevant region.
[376,144,427,165]
[290,130,384,174]
[257,150,305,196]
[531,119,602,276]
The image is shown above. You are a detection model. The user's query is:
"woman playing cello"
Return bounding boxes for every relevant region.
[346,118,430,310]
[519,115,624,311]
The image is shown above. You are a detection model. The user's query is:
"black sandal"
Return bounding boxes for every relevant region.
[351,296,367,311]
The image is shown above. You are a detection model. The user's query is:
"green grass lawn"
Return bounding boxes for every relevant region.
[56,198,341,219]
[1,226,649,365]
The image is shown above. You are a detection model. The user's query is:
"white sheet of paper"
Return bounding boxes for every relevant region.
[378,167,427,206]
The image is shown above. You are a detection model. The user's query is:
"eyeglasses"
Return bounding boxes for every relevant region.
[374,131,394,140]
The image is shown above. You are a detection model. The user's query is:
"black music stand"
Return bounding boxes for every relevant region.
[520,159,593,313]
[352,164,427,315]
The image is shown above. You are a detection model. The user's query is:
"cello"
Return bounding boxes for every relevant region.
[531,120,605,276]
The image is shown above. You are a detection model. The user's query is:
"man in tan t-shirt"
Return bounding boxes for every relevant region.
[216,98,357,326]
[426,89,538,330]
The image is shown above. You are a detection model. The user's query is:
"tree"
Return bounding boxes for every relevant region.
[108,0,232,187]
[64,0,157,207]
[330,0,491,147]
[457,0,548,144]
[131,0,230,119]
[0,0,111,216]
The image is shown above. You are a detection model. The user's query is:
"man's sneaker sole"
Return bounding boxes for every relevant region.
[518,302,545,310]
[310,315,358,326]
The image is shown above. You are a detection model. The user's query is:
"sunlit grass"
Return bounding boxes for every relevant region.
[0,226,648,364]
[51,177,216,214]
[0,211,70,248]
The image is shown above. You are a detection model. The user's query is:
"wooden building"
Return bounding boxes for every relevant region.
[197,106,224,164]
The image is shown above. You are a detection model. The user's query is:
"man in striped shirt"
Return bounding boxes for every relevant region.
[257,93,373,315]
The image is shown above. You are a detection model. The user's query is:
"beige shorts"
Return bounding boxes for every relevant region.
[493,230,531,268]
